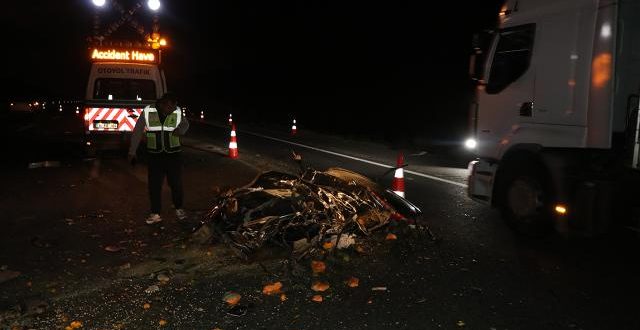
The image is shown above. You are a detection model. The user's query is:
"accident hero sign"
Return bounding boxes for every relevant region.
[90,48,158,63]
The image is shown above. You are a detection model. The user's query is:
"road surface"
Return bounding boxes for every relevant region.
[1,111,639,329]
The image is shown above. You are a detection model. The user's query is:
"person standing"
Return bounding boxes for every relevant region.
[128,92,189,224]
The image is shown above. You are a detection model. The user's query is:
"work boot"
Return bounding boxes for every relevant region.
[175,208,188,221]
[146,213,162,225]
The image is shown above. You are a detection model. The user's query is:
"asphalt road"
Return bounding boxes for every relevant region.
[1,112,640,329]
[188,120,640,330]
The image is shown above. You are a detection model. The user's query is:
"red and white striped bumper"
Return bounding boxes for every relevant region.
[84,107,143,132]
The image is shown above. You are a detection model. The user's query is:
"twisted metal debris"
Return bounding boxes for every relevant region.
[201,166,421,258]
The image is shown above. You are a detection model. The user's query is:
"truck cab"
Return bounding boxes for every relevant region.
[84,47,166,151]
[467,0,640,236]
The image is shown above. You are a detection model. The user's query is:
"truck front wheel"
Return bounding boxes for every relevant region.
[499,165,554,237]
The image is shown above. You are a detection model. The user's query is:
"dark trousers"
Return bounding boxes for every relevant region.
[148,152,184,214]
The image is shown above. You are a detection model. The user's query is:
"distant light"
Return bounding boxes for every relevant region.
[465,138,477,149]
[108,94,113,100]
[554,204,568,215]
[86,141,92,146]
[92,0,106,7]
[147,0,160,11]
[159,38,167,46]
[601,22,611,39]
[498,4,508,17]
[10,103,13,106]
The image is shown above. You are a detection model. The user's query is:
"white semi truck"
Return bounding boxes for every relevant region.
[467,0,640,236]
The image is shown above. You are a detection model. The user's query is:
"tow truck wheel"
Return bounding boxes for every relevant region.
[499,164,553,237]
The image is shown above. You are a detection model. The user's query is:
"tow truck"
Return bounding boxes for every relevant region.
[83,47,166,153]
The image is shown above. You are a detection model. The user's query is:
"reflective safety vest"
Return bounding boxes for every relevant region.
[143,105,183,153]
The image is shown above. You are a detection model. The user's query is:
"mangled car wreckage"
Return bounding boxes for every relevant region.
[196,158,423,259]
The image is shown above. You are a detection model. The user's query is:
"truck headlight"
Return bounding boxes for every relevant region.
[465,138,477,149]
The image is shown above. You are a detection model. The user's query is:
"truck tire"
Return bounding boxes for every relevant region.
[499,163,554,237]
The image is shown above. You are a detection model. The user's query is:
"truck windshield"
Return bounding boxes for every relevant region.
[93,78,156,101]
[486,24,535,94]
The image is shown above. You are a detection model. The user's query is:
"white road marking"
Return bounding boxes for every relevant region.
[243,130,468,188]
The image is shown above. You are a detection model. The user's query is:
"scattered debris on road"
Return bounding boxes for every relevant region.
[311,281,330,292]
[144,285,160,294]
[346,276,359,288]
[157,273,170,282]
[222,292,241,306]
[103,245,122,252]
[262,281,283,296]
[311,260,326,274]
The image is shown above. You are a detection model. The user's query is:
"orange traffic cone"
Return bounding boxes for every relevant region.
[228,113,233,126]
[392,152,405,198]
[291,119,297,135]
[229,124,239,159]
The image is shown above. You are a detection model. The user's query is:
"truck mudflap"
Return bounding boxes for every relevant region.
[467,159,498,205]
[84,107,143,133]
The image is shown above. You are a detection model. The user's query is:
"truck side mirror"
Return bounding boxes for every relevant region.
[469,49,485,83]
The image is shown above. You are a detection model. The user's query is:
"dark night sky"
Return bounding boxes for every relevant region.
[4,0,503,143]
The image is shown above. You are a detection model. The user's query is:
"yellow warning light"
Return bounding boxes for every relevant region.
[159,38,167,46]
[151,42,160,50]
[499,4,508,17]
[592,53,612,88]
[554,204,568,215]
